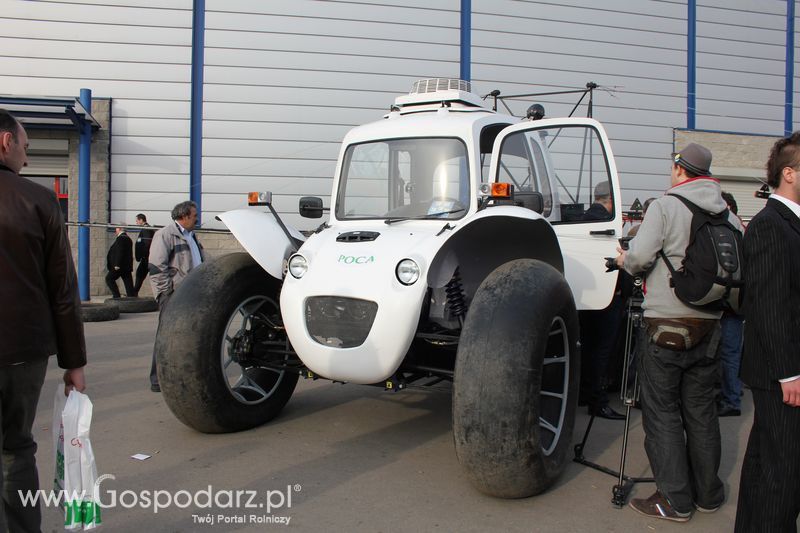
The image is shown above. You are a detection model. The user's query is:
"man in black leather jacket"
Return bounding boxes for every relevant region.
[0,109,86,532]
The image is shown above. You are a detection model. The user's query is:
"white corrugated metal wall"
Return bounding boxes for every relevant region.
[696,1,787,134]
[0,0,797,228]
[0,0,194,222]
[200,0,461,229]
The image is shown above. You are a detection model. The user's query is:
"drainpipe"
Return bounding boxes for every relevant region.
[78,88,91,301]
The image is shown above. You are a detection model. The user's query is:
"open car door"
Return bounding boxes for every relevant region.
[489,117,624,310]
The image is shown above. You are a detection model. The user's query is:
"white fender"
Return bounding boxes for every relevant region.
[216,209,306,279]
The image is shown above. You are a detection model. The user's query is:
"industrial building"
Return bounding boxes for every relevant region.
[0,0,795,295]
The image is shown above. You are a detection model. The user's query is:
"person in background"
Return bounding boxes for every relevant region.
[133,213,155,297]
[105,225,135,299]
[627,197,656,238]
[147,201,206,392]
[717,191,744,417]
[735,132,800,532]
[579,181,626,420]
[0,109,86,531]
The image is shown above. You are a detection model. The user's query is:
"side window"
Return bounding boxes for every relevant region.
[495,131,553,216]
[496,125,612,223]
[338,142,391,217]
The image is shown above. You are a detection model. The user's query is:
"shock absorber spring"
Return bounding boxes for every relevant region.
[445,268,467,324]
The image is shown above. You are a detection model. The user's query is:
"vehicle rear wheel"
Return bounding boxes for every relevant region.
[453,258,579,498]
[156,253,298,433]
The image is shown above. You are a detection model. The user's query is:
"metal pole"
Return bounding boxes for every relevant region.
[78,88,91,301]
[190,0,206,223]
[460,0,471,81]
[687,0,696,129]
[785,0,795,137]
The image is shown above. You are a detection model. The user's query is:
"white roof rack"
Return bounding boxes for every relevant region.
[393,78,489,110]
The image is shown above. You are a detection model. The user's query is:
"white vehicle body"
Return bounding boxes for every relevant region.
[220,83,623,384]
[160,79,626,498]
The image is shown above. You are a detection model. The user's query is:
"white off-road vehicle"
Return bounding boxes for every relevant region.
[157,79,623,498]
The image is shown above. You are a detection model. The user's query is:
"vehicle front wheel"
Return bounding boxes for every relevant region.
[453,258,580,498]
[156,253,299,433]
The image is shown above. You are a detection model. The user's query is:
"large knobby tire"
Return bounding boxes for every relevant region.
[453,258,580,498]
[156,253,298,433]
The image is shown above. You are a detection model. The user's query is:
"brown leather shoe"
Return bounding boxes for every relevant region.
[629,491,691,522]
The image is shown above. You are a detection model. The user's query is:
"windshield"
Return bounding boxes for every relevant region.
[336,138,470,220]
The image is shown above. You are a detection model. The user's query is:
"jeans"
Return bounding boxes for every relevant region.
[638,324,724,514]
[718,314,744,410]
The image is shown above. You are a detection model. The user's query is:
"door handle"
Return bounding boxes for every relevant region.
[589,229,616,236]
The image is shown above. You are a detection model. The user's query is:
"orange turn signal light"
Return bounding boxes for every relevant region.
[248,191,272,206]
[490,182,512,198]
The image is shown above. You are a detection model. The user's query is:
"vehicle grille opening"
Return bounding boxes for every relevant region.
[336,231,380,242]
[305,296,378,348]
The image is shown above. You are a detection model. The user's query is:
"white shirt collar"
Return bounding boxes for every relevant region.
[771,193,800,220]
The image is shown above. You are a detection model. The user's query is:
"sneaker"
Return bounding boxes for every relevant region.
[694,502,721,513]
[629,491,692,522]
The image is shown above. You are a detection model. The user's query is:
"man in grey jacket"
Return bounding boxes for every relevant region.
[148,200,206,392]
[615,143,744,522]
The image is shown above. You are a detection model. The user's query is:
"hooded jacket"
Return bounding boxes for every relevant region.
[623,177,745,319]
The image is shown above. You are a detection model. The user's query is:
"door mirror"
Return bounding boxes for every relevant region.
[514,191,544,214]
[299,197,324,219]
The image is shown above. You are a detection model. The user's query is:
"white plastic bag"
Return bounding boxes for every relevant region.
[53,387,101,530]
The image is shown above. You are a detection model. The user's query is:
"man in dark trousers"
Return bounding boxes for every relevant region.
[616,143,743,522]
[0,109,86,531]
[579,181,625,419]
[133,213,154,296]
[148,201,206,392]
[105,225,135,298]
[735,132,800,532]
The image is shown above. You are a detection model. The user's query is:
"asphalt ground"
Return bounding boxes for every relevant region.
[31,310,764,532]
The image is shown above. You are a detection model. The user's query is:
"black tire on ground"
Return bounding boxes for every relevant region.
[103,296,158,313]
[156,253,299,433]
[453,258,580,498]
[81,302,120,322]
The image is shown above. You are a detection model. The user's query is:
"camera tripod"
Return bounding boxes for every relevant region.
[573,279,654,507]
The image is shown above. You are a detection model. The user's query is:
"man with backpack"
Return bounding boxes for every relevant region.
[615,143,744,522]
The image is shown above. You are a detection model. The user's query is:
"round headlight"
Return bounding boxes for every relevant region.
[396,259,420,285]
[288,254,308,279]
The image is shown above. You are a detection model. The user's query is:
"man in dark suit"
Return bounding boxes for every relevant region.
[735,132,800,532]
[133,213,154,296]
[105,225,135,298]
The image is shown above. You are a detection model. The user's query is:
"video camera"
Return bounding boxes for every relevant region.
[604,236,633,272]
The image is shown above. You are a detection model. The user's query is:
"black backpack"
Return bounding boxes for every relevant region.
[658,194,744,313]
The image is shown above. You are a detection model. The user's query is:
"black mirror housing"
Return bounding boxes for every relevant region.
[299,196,324,219]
